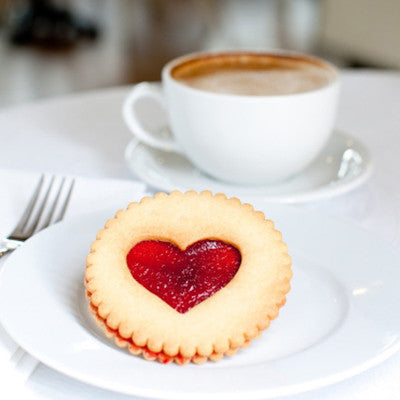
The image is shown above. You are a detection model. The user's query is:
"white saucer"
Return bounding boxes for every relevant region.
[1,206,400,399]
[125,131,373,203]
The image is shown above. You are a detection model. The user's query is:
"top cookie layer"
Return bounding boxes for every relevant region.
[85,190,292,359]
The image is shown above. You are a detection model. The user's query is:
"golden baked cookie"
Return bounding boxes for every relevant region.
[85,191,292,364]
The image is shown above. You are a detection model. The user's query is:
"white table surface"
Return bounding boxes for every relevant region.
[0,70,400,399]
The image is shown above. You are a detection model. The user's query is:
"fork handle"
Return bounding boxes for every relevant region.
[0,239,22,258]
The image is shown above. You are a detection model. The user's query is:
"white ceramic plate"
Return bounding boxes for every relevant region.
[0,205,399,400]
[125,131,373,203]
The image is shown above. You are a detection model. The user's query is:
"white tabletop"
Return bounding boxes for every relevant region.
[1,70,400,399]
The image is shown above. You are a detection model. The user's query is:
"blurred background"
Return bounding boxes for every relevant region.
[0,0,399,108]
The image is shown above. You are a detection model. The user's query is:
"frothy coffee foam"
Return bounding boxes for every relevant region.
[171,54,336,96]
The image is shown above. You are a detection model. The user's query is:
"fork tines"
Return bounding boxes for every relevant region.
[9,175,75,241]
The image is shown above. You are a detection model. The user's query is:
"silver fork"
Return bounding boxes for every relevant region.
[0,175,75,257]
[0,174,75,380]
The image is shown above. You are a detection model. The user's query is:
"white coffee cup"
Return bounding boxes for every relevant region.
[123,51,339,185]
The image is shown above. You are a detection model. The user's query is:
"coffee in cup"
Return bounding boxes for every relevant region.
[123,51,339,185]
[171,53,335,96]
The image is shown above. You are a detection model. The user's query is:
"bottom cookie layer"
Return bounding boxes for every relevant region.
[87,291,253,365]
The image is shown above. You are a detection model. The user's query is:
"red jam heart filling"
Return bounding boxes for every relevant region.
[126,239,241,313]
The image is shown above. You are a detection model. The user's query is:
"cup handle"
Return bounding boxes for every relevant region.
[122,82,181,153]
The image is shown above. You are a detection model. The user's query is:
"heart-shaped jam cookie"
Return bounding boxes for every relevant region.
[86,191,292,364]
[127,239,241,313]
